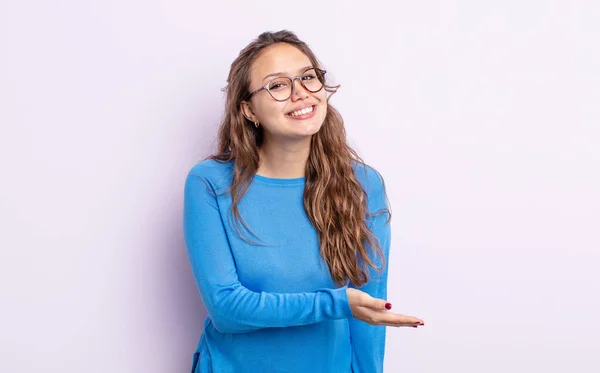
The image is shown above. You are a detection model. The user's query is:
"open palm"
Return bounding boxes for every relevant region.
[347,288,424,327]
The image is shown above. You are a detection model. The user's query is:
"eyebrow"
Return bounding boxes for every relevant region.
[262,66,313,81]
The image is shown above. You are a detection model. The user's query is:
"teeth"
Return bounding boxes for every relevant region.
[289,106,314,117]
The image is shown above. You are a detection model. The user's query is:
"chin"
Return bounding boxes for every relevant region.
[298,118,325,136]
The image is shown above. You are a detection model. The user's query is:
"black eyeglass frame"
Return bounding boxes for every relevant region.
[246,67,327,101]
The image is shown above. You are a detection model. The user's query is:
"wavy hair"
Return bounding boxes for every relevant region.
[206,30,391,287]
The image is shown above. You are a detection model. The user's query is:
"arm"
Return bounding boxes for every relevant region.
[183,172,353,334]
[348,175,392,373]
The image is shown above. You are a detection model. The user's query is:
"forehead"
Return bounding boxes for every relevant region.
[250,43,313,80]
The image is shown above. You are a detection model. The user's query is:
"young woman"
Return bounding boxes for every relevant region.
[183,30,424,373]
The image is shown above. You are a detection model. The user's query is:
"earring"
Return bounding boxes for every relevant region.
[254,121,260,128]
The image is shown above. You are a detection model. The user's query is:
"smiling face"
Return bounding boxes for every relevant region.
[241,43,328,142]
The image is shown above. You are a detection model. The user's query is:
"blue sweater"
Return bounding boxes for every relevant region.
[183,158,391,373]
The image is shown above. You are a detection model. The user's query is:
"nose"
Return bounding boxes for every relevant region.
[290,77,309,101]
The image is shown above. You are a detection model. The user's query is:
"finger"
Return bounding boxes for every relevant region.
[397,315,424,326]
[404,319,424,327]
[377,313,424,327]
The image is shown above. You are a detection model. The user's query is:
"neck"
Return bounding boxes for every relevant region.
[256,136,311,178]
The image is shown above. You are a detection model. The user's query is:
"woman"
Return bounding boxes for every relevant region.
[183,30,424,373]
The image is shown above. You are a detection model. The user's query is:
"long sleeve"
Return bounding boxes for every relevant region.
[183,171,353,334]
[348,173,392,373]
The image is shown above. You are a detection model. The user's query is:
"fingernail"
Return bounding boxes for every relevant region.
[385,303,392,310]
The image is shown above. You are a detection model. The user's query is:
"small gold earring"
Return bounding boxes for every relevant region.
[254,121,260,128]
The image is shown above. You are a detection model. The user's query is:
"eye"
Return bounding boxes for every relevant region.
[269,79,289,91]
[302,74,317,81]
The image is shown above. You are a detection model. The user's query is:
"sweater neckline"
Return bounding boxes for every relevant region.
[252,173,306,186]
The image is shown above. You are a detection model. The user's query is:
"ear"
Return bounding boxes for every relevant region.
[240,100,257,123]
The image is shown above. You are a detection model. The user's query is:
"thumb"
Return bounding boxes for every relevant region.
[366,295,392,311]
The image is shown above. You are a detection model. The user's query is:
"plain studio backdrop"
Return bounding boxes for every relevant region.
[1,1,598,372]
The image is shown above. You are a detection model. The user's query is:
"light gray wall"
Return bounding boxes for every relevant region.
[1,1,598,372]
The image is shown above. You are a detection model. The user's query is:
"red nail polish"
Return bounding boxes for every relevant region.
[385,303,392,310]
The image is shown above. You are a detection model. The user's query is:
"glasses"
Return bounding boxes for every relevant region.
[247,67,327,102]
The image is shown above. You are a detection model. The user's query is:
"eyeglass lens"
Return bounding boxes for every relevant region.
[267,68,325,101]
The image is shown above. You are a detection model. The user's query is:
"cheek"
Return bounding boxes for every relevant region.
[318,104,328,123]
[317,97,328,117]
[256,100,285,120]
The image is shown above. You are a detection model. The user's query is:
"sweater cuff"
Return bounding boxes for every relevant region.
[330,285,354,319]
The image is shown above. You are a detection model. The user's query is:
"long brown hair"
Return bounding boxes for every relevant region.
[206,30,391,287]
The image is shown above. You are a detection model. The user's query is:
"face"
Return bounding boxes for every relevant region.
[241,43,328,142]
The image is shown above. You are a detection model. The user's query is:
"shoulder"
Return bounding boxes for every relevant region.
[186,158,234,192]
[352,160,388,211]
[188,158,232,177]
[352,160,385,194]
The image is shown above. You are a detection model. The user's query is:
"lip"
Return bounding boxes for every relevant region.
[287,103,314,114]
[286,104,317,120]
